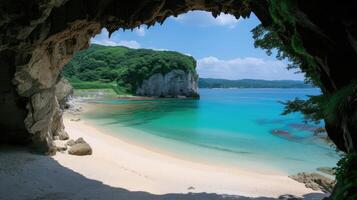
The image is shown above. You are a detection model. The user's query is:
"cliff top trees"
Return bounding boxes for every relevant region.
[62,44,197,93]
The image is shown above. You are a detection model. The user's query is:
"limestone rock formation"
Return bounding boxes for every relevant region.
[55,78,73,109]
[136,70,199,98]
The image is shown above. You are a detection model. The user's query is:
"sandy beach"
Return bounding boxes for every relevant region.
[51,102,320,198]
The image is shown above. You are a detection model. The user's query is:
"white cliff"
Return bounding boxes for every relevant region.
[136,70,199,98]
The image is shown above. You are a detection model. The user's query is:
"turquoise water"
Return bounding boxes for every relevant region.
[84,88,339,174]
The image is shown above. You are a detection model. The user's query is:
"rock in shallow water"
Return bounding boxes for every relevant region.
[317,167,336,176]
[271,129,295,141]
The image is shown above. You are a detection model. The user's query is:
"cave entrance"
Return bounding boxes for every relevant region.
[2,1,357,199]
[59,11,337,196]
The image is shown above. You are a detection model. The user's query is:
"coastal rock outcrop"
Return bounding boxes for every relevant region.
[289,172,335,193]
[317,167,336,176]
[136,70,199,98]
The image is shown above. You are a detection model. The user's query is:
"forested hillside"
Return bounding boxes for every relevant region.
[63,44,197,94]
[199,78,313,88]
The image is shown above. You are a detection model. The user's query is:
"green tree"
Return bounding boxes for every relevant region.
[62,44,197,94]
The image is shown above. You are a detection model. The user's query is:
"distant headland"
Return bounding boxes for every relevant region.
[198,78,313,89]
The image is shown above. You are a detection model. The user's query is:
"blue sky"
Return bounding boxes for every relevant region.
[91,11,304,80]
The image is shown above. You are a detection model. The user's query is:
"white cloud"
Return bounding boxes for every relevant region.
[116,40,141,49]
[134,26,146,37]
[215,14,240,28]
[91,38,119,46]
[173,11,239,28]
[151,48,169,51]
[197,56,304,80]
[90,28,141,49]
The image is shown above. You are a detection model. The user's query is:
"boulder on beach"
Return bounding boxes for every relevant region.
[68,143,92,156]
[66,139,75,146]
[68,137,92,156]
[289,172,335,193]
[74,137,86,144]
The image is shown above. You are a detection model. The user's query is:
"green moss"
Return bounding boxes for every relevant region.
[269,0,298,28]
[324,81,357,123]
[332,152,357,200]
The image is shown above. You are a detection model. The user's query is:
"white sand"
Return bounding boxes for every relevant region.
[51,107,319,198]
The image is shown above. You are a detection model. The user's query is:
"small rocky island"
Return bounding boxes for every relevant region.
[63,44,199,98]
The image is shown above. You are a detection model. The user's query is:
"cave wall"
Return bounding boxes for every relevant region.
[268,0,357,153]
[0,50,29,144]
[300,0,357,154]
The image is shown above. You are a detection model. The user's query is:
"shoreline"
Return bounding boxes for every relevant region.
[79,103,287,176]
[53,101,319,197]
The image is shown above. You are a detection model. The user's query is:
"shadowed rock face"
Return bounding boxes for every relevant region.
[1,1,357,197]
[136,70,199,98]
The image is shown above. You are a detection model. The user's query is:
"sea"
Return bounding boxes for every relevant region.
[83,88,339,175]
